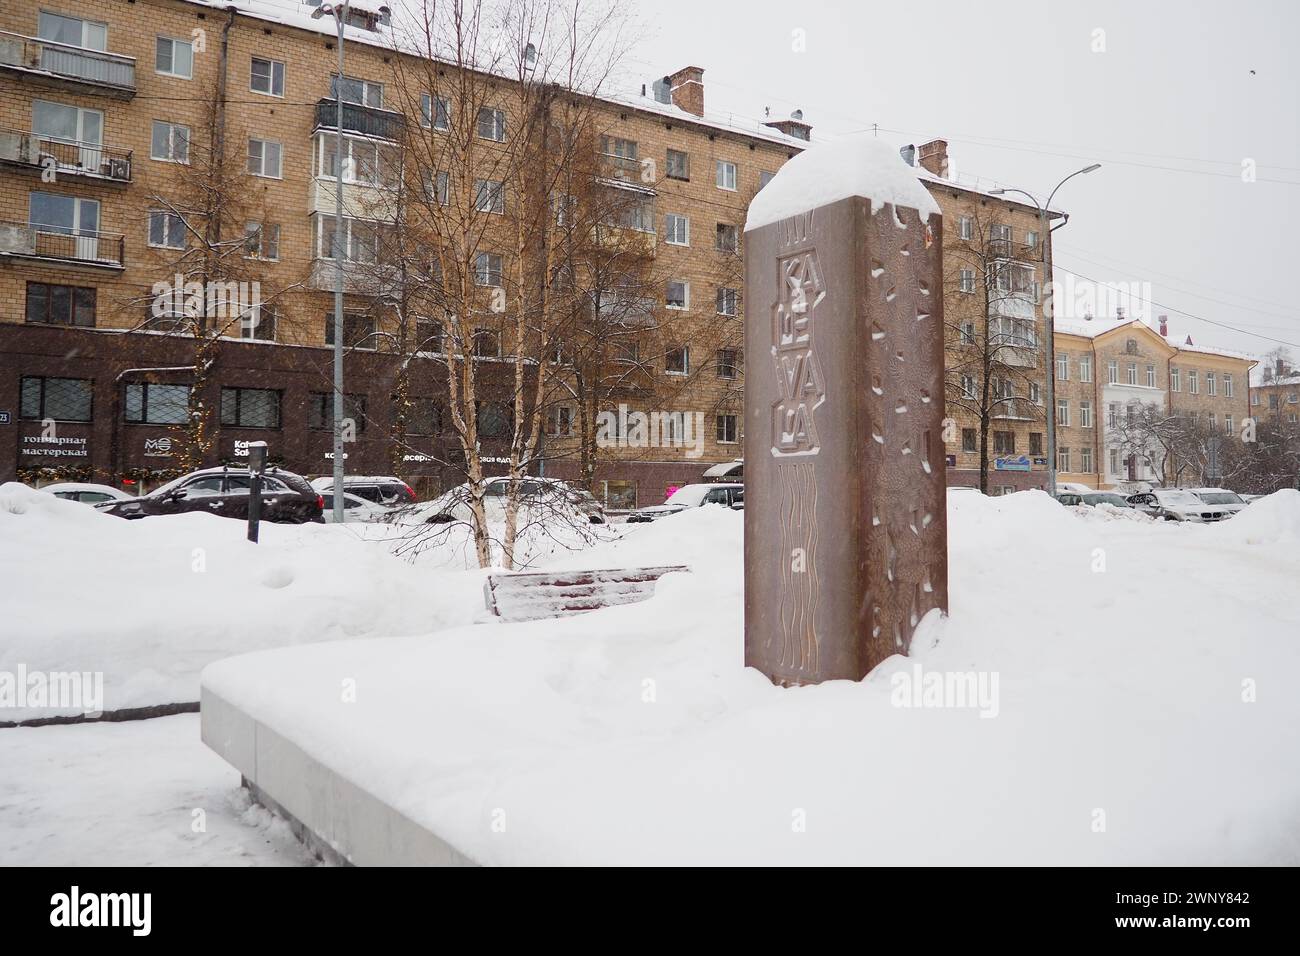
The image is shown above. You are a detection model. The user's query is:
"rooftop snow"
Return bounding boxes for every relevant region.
[745,135,941,231]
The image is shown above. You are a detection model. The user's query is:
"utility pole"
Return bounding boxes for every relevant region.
[311,0,351,523]
[992,163,1100,496]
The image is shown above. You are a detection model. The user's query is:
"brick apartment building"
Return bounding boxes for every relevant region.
[1249,358,1300,425]
[1053,314,1254,489]
[0,0,804,504]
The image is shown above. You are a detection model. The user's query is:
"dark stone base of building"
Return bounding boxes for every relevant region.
[0,324,516,498]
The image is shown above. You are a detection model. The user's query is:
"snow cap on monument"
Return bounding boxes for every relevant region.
[745,135,940,232]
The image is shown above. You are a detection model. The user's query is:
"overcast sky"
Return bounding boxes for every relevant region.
[612,0,1298,365]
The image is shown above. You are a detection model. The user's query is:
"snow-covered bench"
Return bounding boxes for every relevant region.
[483,566,689,623]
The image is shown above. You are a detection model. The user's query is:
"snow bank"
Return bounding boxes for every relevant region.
[203,489,1300,865]
[745,134,941,232]
[0,483,478,721]
[1208,489,1300,545]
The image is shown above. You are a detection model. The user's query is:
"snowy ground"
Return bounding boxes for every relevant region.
[0,715,314,865]
[4,483,1300,865]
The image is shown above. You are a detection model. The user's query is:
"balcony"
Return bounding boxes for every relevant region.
[0,219,124,269]
[309,257,401,296]
[600,153,644,183]
[0,30,135,98]
[992,398,1042,421]
[0,126,131,183]
[987,237,1041,261]
[314,98,405,142]
[594,293,657,329]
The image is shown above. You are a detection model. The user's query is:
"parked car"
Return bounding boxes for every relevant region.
[625,482,744,522]
[1188,488,1248,516]
[1080,492,1134,509]
[406,476,606,525]
[730,489,744,511]
[310,475,416,506]
[37,482,134,504]
[96,466,324,523]
[1056,482,1095,495]
[320,491,398,523]
[1125,488,1230,522]
[1054,492,1085,506]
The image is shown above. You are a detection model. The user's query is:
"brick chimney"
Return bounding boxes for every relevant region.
[764,109,812,141]
[1158,315,1168,337]
[668,66,705,117]
[917,139,949,178]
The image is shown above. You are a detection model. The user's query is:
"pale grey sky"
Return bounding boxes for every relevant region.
[618,0,1298,364]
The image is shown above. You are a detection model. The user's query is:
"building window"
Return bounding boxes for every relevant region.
[332,74,383,108]
[717,287,738,316]
[1058,446,1071,473]
[1224,374,1234,398]
[959,269,976,294]
[758,170,775,190]
[220,387,280,428]
[148,209,186,249]
[243,222,280,261]
[476,401,511,438]
[125,382,189,425]
[1079,355,1092,383]
[420,93,450,130]
[716,349,739,379]
[38,12,107,50]
[1188,370,1199,394]
[155,36,193,79]
[665,148,690,181]
[25,282,95,327]
[1107,359,1119,384]
[1056,353,1069,381]
[250,56,285,96]
[405,398,443,436]
[715,160,737,191]
[664,213,689,245]
[716,413,738,443]
[20,376,92,422]
[474,179,505,213]
[1225,415,1233,435]
[320,137,388,186]
[426,170,450,206]
[545,404,574,437]
[1207,372,1217,396]
[716,223,738,253]
[666,280,689,310]
[665,345,689,375]
[316,214,383,263]
[241,304,276,342]
[150,120,189,163]
[1170,367,1181,391]
[1029,432,1043,456]
[957,216,973,240]
[1029,381,1041,404]
[994,431,1015,455]
[962,428,977,453]
[1126,362,1137,385]
[1107,402,1119,427]
[473,328,501,358]
[324,312,377,350]
[960,321,975,345]
[1026,231,1039,250]
[1080,401,1093,428]
[961,374,976,400]
[247,138,283,178]
[1143,364,1154,388]
[1251,390,1259,406]
[477,107,506,142]
[1080,446,1092,473]
[309,392,367,431]
[1056,398,1069,427]
[474,252,503,287]
[602,479,637,510]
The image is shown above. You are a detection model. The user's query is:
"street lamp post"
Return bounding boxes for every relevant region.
[311,1,351,524]
[992,163,1100,497]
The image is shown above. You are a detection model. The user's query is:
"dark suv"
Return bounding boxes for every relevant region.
[96,466,324,523]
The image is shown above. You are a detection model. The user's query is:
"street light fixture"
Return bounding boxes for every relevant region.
[311,0,351,523]
[991,163,1100,497]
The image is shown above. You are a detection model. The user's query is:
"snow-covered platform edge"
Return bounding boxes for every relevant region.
[200,688,477,867]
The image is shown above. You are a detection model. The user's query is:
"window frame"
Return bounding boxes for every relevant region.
[155,36,194,79]
[25,281,95,328]
[250,56,285,97]
[20,375,93,423]
[220,386,282,429]
[247,137,284,179]
[715,160,737,191]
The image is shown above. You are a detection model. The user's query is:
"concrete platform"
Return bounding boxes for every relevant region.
[201,687,477,866]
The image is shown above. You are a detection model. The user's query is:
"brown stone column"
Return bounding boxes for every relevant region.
[743,180,949,685]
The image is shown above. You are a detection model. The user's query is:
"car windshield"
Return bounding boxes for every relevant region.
[663,486,713,507]
[1155,490,1202,506]
[1196,492,1242,505]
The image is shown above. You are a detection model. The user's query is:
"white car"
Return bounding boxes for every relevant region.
[37,483,134,504]
[625,483,744,522]
[320,491,396,523]
[1128,488,1231,522]
[1056,482,1095,495]
[1188,488,1247,516]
